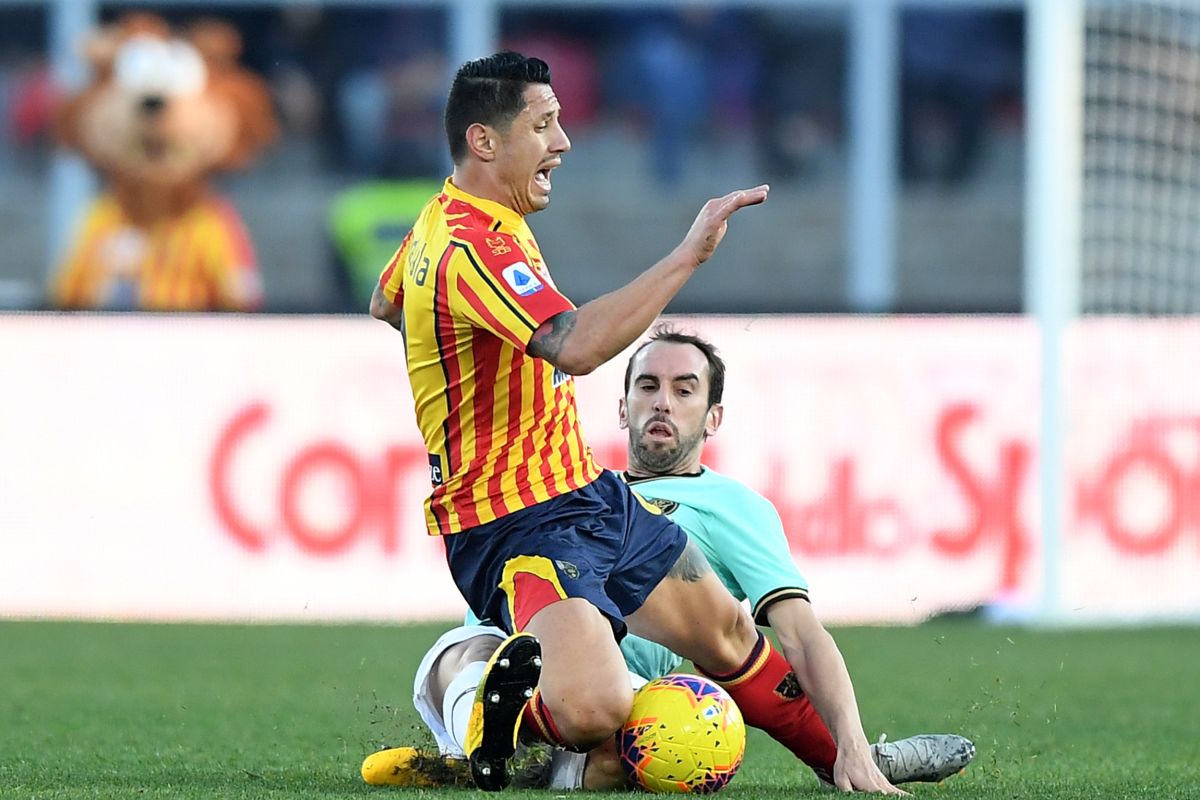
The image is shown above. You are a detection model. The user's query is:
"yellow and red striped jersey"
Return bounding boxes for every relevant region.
[51,194,262,311]
[379,178,602,535]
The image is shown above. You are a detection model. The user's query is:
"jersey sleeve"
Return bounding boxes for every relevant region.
[377,230,412,307]
[450,232,574,351]
[702,488,810,625]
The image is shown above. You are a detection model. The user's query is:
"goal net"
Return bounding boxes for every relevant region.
[1082,0,1200,313]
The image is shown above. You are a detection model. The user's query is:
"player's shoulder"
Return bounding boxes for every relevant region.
[696,468,779,515]
[452,228,531,268]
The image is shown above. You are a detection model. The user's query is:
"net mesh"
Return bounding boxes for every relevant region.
[1083,1,1200,313]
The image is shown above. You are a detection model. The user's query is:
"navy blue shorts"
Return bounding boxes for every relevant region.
[443,470,687,640]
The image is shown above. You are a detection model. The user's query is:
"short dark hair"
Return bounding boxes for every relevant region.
[444,51,551,164]
[623,325,726,408]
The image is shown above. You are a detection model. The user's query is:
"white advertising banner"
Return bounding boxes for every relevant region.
[0,314,1197,624]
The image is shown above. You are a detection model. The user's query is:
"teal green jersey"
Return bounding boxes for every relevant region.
[627,467,809,625]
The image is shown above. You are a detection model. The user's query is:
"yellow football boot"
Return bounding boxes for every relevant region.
[360,746,471,787]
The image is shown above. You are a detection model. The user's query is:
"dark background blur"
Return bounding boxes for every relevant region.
[0,2,1025,314]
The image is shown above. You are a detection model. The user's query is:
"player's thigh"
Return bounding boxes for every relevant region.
[625,543,756,673]
[525,597,633,718]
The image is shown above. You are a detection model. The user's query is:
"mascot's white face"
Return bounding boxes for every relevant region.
[79,34,238,186]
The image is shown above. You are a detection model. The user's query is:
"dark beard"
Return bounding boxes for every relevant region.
[629,428,705,474]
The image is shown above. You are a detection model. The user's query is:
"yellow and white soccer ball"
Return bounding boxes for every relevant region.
[617,674,746,793]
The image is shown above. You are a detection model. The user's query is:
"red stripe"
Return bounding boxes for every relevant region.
[379,230,412,294]
[467,330,506,521]
[450,463,483,528]
[455,275,524,345]
[555,388,576,491]
[430,488,451,535]
[533,370,562,495]
[511,571,566,631]
[435,246,478,529]
[510,351,539,509]
[571,403,597,487]
[445,198,495,235]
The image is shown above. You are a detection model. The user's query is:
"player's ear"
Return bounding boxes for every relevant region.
[466,122,496,161]
[704,403,723,438]
[618,398,629,430]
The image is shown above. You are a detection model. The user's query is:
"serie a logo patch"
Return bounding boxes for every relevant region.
[502,262,544,296]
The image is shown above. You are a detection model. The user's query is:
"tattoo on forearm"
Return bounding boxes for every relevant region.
[668,540,712,582]
[527,311,576,360]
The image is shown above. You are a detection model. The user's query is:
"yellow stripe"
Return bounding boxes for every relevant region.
[459,240,539,334]
[500,555,568,632]
[720,638,775,689]
[631,489,665,516]
[526,688,555,742]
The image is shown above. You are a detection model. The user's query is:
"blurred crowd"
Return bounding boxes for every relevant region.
[0,4,1025,313]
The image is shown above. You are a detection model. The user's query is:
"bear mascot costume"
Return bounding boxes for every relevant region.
[50,13,277,311]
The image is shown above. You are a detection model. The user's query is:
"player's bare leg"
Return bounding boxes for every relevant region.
[624,541,759,672]
[523,597,636,747]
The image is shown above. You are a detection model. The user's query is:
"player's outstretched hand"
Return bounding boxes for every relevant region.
[832,751,910,796]
[678,184,769,268]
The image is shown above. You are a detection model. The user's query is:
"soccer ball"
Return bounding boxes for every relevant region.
[617,674,746,793]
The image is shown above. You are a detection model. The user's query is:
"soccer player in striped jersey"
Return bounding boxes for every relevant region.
[370,52,791,792]
[364,328,974,792]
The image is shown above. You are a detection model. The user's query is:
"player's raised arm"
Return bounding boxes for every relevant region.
[527,185,769,374]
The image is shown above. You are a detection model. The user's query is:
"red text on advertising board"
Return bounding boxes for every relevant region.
[1076,415,1200,555]
[209,402,428,556]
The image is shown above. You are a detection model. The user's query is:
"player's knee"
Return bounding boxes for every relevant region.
[551,685,632,750]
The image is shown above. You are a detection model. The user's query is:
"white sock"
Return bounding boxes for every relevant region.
[442,660,488,756]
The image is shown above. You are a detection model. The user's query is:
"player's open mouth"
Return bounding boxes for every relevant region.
[534,162,558,192]
[645,421,675,440]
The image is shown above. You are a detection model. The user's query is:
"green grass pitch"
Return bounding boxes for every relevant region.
[1,620,1197,799]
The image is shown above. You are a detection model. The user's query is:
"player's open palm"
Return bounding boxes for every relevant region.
[680,185,769,267]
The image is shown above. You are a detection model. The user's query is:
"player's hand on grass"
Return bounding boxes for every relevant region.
[832,748,910,795]
[677,184,769,268]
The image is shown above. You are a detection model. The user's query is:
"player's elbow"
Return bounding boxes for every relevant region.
[529,338,601,375]
[369,287,401,325]
[553,351,601,376]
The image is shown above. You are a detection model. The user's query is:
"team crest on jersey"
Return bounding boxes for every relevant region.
[775,671,803,700]
[486,235,511,256]
[502,262,544,296]
[554,559,580,579]
[643,497,679,515]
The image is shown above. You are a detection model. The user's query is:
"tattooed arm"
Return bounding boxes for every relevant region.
[526,185,769,375]
[370,284,404,332]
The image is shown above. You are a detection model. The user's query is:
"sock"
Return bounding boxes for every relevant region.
[699,632,837,783]
[519,687,575,750]
[548,750,587,790]
[443,659,488,756]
